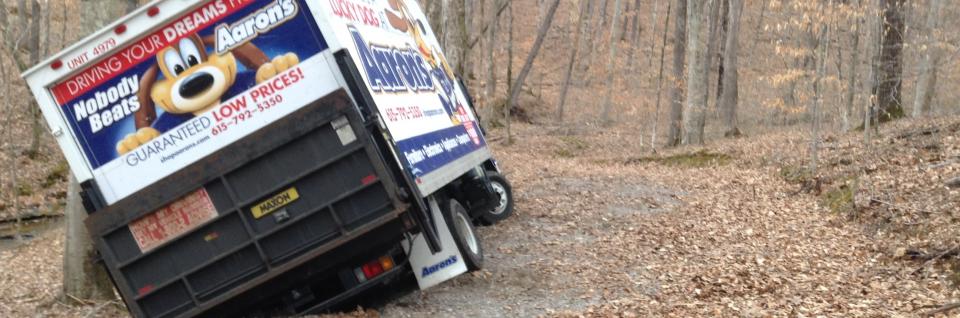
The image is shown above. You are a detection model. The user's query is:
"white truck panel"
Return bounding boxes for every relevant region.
[313,0,491,197]
[23,0,337,204]
[405,196,468,289]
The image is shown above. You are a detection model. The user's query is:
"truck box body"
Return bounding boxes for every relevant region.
[22,0,495,317]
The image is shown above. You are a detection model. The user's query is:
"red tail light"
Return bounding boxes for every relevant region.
[361,260,384,279]
[353,255,395,283]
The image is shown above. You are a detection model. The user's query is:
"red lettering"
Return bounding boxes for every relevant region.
[213,96,247,122]
[329,0,379,27]
[52,0,254,105]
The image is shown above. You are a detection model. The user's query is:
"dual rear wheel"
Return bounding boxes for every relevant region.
[440,170,514,272]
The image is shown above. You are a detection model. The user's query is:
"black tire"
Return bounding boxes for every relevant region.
[442,198,483,271]
[478,171,514,226]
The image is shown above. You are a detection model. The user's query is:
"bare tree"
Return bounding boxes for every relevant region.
[27,0,42,158]
[63,177,115,301]
[719,0,743,137]
[462,0,474,79]
[1,3,21,240]
[752,0,767,47]
[651,2,673,150]
[557,0,589,121]
[864,0,882,145]
[63,0,135,303]
[579,0,599,74]
[702,0,721,113]
[647,0,662,68]
[842,3,863,132]
[666,0,687,147]
[811,3,832,172]
[630,0,642,42]
[600,0,624,123]
[682,0,709,146]
[505,0,560,143]
[505,1,513,90]
[873,0,906,123]
[912,0,944,117]
[42,0,51,57]
[715,0,729,102]
[619,0,631,41]
[485,0,499,105]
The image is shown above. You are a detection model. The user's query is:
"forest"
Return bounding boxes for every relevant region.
[2,0,960,316]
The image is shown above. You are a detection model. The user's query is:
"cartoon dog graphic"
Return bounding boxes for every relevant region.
[383,0,464,125]
[116,34,299,154]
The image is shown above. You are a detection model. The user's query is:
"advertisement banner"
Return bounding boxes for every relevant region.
[49,0,339,203]
[318,0,488,188]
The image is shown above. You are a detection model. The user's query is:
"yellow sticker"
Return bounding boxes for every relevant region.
[252,187,300,219]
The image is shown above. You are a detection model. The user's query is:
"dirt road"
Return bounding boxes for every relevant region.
[379,123,954,317]
[1,123,956,317]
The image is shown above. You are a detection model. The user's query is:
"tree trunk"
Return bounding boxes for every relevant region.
[63,177,115,302]
[752,0,767,47]
[463,0,474,79]
[59,0,68,50]
[651,2,673,150]
[625,0,643,71]
[558,0,589,121]
[506,0,560,143]
[64,0,135,303]
[873,0,906,123]
[473,0,484,81]
[600,0,624,123]
[912,0,943,117]
[719,0,742,137]
[647,0,661,68]
[0,38,21,240]
[16,0,27,50]
[577,0,596,74]
[682,0,708,146]
[811,7,831,173]
[42,0,51,56]
[440,0,464,75]
[666,0,686,147]
[0,0,8,41]
[484,0,499,105]
[702,0,721,116]
[27,0,42,159]
[631,0,642,42]
[598,0,609,29]
[864,0,882,145]
[620,0,631,41]
[505,1,513,91]
[424,0,443,42]
[715,0,729,103]
[843,12,862,132]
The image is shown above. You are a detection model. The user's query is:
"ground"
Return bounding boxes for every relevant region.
[2,118,960,317]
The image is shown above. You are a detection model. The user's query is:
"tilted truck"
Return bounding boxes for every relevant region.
[21,0,514,317]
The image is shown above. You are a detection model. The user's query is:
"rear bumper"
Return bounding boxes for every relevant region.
[200,217,409,317]
[299,255,408,315]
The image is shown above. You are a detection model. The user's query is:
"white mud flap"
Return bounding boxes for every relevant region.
[404,196,468,290]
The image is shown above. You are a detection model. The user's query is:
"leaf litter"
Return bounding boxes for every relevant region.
[3,116,960,317]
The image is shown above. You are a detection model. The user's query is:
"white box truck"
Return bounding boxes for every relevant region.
[21,0,514,317]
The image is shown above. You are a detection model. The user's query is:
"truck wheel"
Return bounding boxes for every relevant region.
[443,198,483,271]
[479,171,514,226]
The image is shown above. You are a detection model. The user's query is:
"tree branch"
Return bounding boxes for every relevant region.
[923,302,960,317]
[911,243,960,275]
[468,0,512,49]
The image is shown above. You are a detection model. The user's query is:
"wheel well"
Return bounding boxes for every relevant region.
[482,160,498,173]
[436,171,493,220]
